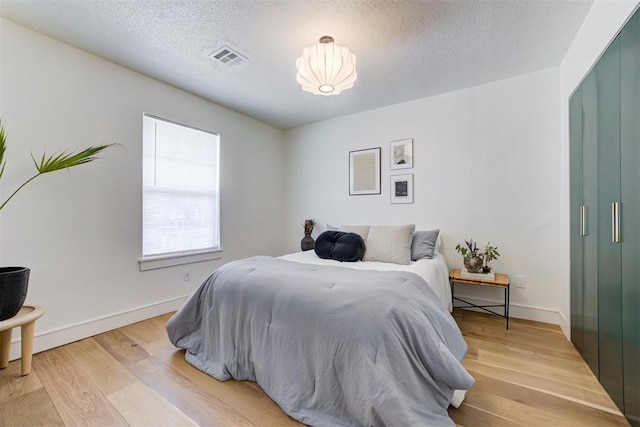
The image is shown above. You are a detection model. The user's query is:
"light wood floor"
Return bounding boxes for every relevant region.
[0,310,630,426]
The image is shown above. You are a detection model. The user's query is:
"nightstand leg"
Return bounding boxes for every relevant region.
[505,286,510,330]
[450,280,454,310]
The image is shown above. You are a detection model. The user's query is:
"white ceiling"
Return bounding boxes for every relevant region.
[0,0,593,130]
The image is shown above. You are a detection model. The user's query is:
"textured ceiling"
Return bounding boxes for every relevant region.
[0,0,593,129]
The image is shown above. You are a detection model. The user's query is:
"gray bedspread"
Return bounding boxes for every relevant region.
[166,256,474,426]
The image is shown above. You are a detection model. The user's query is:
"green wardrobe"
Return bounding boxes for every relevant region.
[570,8,640,426]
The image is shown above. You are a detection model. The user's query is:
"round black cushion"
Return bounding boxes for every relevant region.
[314,231,365,262]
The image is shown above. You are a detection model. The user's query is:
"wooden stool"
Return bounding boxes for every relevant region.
[0,305,45,375]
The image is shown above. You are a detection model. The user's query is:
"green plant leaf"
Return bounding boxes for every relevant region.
[33,144,116,174]
[0,119,117,211]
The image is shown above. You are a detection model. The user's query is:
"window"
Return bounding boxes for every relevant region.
[140,114,221,270]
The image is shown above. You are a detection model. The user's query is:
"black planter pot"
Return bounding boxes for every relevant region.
[0,267,30,321]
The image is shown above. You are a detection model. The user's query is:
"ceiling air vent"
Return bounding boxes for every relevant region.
[206,44,249,70]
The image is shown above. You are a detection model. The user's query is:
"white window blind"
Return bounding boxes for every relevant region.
[142,114,220,258]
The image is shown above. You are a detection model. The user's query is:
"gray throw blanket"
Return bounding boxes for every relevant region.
[167,256,474,426]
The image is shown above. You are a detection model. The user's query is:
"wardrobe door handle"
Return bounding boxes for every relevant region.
[612,202,620,243]
[612,203,616,243]
[580,205,586,236]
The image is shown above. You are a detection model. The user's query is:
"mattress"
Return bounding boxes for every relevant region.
[280,250,453,311]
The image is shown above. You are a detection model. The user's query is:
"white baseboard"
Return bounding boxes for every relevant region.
[7,295,189,362]
[558,311,570,340]
[454,295,563,326]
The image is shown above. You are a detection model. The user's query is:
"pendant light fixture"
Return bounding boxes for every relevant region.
[296,36,357,96]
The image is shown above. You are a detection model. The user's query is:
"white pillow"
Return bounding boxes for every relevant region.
[363,224,416,265]
[340,225,371,241]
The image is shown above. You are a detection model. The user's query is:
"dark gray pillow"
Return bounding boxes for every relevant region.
[411,229,440,260]
[314,231,366,262]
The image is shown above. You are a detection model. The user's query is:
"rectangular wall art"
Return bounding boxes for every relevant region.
[390,138,413,169]
[390,173,413,204]
[349,147,381,195]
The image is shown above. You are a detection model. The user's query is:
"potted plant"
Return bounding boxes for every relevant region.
[455,239,484,273]
[0,119,114,320]
[481,243,500,273]
[300,219,315,251]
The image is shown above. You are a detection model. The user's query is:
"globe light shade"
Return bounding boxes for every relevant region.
[296,36,357,96]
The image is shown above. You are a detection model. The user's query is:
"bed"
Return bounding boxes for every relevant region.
[166,228,474,426]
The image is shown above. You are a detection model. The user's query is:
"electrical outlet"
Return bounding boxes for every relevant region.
[515,275,526,288]
[183,269,191,281]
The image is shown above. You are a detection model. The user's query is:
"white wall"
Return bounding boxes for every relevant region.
[558,0,640,337]
[0,19,285,358]
[284,68,562,324]
[5,0,635,353]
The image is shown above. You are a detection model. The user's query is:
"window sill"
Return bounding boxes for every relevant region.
[139,249,223,271]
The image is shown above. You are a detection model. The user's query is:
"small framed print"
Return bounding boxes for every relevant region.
[390,138,413,170]
[349,147,381,195]
[390,174,413,204]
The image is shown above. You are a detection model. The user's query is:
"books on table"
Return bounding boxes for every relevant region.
[461,268,495,281]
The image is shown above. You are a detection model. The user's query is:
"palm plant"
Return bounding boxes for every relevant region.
[0,119,115,211]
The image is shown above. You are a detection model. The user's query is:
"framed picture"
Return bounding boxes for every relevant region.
[349,147,381,195]
[390,174,413,204]
[390,138,413,170]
